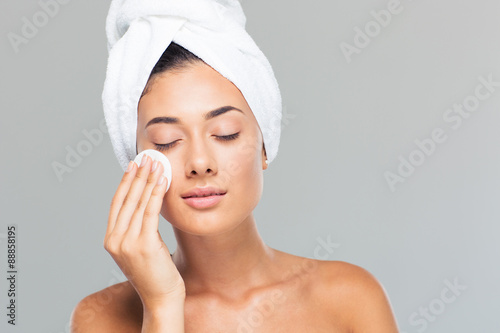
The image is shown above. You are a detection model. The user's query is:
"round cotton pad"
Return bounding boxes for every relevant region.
[133,149,172,193]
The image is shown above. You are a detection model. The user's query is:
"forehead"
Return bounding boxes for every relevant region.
[137,63,253,122]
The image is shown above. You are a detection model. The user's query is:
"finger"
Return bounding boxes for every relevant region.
[126,160,164,237]
[105,160,137,238]
[140,164,169,238]
[112,154,153,236]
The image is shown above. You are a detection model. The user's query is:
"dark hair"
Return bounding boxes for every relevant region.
[140,42,205,99]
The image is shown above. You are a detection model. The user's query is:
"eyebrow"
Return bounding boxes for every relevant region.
[145,106,244,129]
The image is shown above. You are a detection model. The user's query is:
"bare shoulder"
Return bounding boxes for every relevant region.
[314,260,400,332]
[316,260,386,291]
[70,281,143,333]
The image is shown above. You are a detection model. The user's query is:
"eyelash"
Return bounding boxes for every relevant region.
[154,132,240,151]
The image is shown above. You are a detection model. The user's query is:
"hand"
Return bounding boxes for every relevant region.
[104,154,185,311]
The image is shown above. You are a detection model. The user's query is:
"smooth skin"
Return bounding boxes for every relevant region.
[70,62,400,332]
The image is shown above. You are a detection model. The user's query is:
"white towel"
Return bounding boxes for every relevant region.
[102,0,282,172]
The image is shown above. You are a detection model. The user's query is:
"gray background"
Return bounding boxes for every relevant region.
[1,0,499,332]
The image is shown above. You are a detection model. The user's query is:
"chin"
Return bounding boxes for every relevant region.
[163,212,247,237]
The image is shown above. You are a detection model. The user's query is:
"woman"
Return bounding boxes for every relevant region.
[70,41,399,332]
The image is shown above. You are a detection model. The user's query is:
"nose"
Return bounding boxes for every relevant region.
[185,137,218,178]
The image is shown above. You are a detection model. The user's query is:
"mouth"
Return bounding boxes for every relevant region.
[182,193,226,209]
[182,192,226,199]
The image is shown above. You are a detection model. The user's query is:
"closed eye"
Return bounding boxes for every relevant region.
[216,132,239,141]
[154,132,240,152]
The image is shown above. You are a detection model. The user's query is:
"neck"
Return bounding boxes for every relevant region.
[171,214,277,300]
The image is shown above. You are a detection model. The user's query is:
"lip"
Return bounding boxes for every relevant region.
[181,186,227,209]
[181,186,226,199]
[182,193,226,209]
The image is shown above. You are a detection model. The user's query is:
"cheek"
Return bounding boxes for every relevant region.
[234,162,263,201]
[228,135,262,170]
[225,143,263,206]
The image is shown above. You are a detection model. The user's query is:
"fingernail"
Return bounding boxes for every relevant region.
[140,154,148,167]
[125,161,134,173]
[157,175,165,185]
[152,160,158,172]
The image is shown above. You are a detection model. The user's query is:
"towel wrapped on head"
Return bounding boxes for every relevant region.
[102,0,282,172]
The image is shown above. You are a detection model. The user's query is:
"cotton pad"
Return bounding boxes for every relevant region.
[133,149,172,193]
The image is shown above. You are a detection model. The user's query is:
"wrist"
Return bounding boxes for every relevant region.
[143,291,186,314]
[142,298,185,333]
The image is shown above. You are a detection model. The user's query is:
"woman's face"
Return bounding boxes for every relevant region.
[136,62,268,236]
